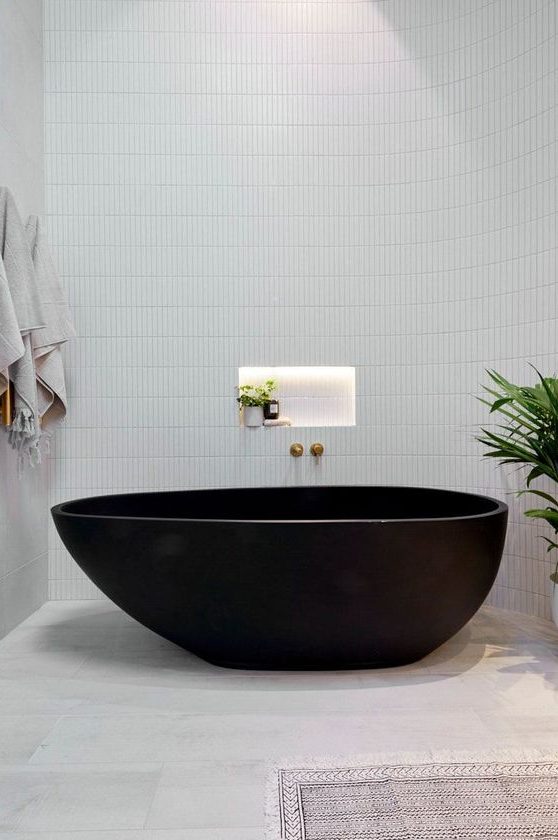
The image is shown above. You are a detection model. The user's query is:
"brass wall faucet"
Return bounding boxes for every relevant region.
[310,443,324,457]
[290,443,304,457]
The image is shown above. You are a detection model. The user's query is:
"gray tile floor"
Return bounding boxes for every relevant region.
[0,601,557,838]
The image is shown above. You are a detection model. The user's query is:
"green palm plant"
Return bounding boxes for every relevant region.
[478,368,558,583]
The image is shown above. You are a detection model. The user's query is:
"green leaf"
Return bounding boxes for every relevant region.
[489,397,512,413]
[532,366,558,415]
[517,489,558,507]
[524,508,558,527]
[526,466,545,486]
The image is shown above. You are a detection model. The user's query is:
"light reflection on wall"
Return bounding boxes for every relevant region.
[239,366,356,427]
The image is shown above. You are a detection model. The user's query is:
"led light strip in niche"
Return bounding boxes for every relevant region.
[238,366,356,428]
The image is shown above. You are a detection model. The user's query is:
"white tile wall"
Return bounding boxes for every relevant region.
[0,0,48,638]
[44,0,557,616]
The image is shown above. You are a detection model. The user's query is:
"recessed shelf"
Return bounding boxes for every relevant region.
[238,366,356,428]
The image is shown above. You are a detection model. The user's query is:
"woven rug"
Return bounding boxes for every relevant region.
[267,756,558,839]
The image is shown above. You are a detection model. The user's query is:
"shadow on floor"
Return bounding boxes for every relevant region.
[30,603,503,689]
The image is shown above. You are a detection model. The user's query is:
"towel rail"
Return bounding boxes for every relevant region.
[0,381,13,426]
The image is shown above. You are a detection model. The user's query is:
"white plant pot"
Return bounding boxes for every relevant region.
[551,582,558,627]
[243,406,263,427]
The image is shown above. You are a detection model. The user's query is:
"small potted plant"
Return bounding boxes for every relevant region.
[237,379,277,427]
[478,368,558,624]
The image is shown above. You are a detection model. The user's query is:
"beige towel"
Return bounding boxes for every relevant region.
[26,216,75,437]
[0,188,45,455]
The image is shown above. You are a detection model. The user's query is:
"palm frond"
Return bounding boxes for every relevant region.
[478,368,558,578]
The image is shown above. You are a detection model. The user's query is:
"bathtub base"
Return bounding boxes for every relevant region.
[196,654,427,671]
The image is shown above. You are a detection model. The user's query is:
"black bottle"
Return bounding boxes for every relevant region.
[263,399,280,420]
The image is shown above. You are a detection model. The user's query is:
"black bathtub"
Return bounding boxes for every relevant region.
[51,486,507,670]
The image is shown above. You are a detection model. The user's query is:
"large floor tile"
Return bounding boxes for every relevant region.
[475,707,558,747]
[147,777,263,829]
[144,762,266,830]
[0,765,161,832]
[0,716,60,765]
[0,601,556,834]
[29,706,496,765]
[20,601,126,628]
[0,831,262,840]
[0,649,88,679]
[71,651,363,691]
[0,678,82,716]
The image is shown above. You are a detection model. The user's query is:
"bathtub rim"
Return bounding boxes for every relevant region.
[51,485,508,525]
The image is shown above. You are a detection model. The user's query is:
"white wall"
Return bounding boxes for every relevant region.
[0,0,47,637]
[45,0,557,616]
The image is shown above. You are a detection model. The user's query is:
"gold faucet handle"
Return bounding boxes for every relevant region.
[310,443,324,457]
[290,443,304,457]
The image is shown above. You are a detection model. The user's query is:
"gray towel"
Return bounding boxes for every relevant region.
[0,256,24,397]
[26,215,75,437]
[0,188,44,333]
[0,188,45,456]
[7,332,39,459]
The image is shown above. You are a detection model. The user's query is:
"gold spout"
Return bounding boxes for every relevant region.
[310,442,324,457]
[290,443,304,458]
[0,381,13,426]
